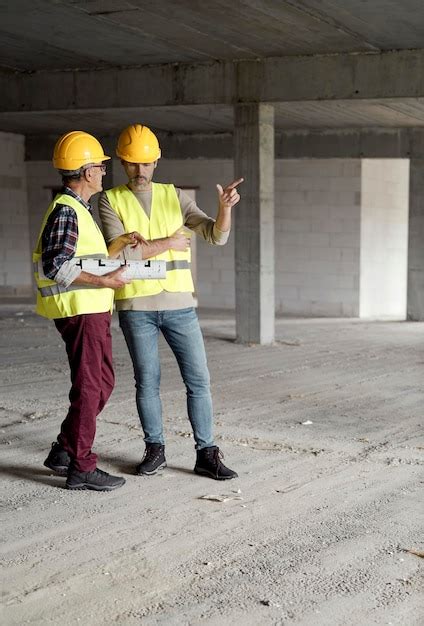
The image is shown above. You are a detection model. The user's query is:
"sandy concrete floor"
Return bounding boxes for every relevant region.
[0,307,423,626]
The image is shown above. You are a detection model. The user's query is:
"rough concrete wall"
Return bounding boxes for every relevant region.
[26,162,60,249]
[276,159,361,316]
[0,132,32,298]
[360,159,409,319]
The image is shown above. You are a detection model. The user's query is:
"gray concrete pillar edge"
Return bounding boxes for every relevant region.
[234,103,275,344]
[407,159,424,320]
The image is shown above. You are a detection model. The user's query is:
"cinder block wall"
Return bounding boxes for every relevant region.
[276,159,361,316]
[26,162,61,250]
[0,132,32,299]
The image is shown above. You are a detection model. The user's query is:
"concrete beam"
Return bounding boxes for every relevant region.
[26,128,424,162]
[5,49,424,112]
[25,132,235,161]
[275,128,424,159]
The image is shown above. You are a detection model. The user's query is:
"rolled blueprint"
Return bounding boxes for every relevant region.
[71,257,166,279]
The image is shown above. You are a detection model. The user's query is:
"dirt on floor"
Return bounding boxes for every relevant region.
[0,307,423,626]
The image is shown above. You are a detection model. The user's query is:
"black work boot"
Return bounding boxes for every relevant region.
[136,443,166,475]
[194,446,238,480]
[44,442,70,475]
[66,467,125,491]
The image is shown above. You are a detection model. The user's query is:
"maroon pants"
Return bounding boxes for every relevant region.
[54,312,114,472]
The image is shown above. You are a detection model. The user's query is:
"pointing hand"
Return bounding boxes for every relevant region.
[216,177,244,211]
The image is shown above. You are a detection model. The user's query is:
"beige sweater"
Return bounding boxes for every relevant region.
[98,185,229,311]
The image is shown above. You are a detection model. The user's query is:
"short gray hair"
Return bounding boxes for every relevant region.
[58,167,84,182]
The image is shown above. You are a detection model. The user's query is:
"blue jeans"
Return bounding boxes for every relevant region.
[119,308,214,449]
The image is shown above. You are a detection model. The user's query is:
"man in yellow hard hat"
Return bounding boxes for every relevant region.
[34,130,144,491]
[99,124,243,480]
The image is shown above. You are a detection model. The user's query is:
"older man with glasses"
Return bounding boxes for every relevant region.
[34,130,144,491]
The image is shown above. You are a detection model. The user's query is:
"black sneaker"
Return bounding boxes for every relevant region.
[66,468,125,491]
[44,442,70,475]
[136,443,166,475]
[194,446,238,480]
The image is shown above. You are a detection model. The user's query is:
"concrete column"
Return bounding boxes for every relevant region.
[0,131,32,301]
[234,104,275,344]
[407,159,424,320]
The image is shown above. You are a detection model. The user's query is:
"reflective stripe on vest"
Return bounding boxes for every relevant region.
[105,183,194,300]
[39,283,99,296]
[166,260,190,271]
[33,193,113,319]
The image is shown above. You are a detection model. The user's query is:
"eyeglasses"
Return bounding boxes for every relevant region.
[85,164,107,173]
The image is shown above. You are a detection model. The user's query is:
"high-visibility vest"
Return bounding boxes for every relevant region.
[105,183,194,300]
[33,193,114,319]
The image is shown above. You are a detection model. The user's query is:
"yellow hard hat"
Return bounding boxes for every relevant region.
[53,131,110,170]
[116,124,161,163]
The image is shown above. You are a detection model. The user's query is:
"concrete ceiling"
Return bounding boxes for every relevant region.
[1,0,424,137]
[2,0,424,71]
